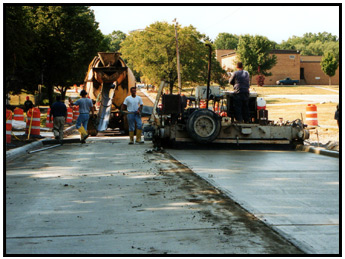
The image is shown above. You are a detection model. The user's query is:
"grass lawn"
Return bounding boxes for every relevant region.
[251,85,339,96]
[267,102,338,127]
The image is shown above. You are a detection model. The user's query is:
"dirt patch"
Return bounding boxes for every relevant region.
[305,127,339,151]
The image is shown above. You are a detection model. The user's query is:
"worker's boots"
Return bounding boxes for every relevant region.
[135,129,144,144]
[78,126,89,143]
[129,131,134,144]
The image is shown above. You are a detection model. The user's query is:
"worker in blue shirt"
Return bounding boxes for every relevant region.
[229,62,250,123]
[69,90,94,143]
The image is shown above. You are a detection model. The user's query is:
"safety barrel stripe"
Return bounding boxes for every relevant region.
[306,118,318,120]
[306,111,317,114]
[27,118,41,122]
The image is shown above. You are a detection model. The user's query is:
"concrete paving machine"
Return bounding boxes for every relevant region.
[144,83,310,148]
[84,52,136,135]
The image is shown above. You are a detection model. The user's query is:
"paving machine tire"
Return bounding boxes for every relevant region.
[186,109,221,143]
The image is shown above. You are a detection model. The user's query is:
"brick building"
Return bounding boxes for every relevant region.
[218,49,339,85]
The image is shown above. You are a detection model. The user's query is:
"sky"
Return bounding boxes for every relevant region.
[90,5,340,44]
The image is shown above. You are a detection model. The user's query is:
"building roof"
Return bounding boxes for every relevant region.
[220,49,299,59]
[220,52,237,58]
[300,61,321,63]
[270,49,299,54]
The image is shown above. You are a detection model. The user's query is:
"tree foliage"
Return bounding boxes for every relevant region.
[120,21,226,93]
[321,52,338,85]
[236,35,277,80]
[5,6,36,94]
[214,33,239,50]
[278,32,339,59]
[102,30,126,52]
[5,5,105,104]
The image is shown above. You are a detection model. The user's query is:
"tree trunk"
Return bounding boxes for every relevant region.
[48,85,54,106]
[329,77,332,86]
[61,87,67,101]
[169,75,177,94]
[169,81,174,94]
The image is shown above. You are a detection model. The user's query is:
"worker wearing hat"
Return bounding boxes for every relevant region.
[24,96,34,113]
[69,90,94,143]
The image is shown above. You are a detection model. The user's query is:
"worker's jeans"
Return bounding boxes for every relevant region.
[233,93,250,123]
[127,113,142,132]
[76,113,89,130]
[53,116,65,140]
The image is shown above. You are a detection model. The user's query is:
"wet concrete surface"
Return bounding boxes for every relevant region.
[167,147,339,254]
[6,136,304,255]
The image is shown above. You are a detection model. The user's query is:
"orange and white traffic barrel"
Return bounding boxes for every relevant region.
[213,102,219,113]
[26,108,41,137]
[6,109,12,144]
[200,100,206,109]
[46,108,53,128]
[66,107,73,124]
[73,106,79,121]
[306,104,318,127]
[13,107,24,121]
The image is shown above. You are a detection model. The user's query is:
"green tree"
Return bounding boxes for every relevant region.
[323,41,339,62]
[121,21,225,93]
[236,35,277,83]
[102,30,126,52]
[214,33,239,49]
[24,6,105,104]
[321,52,338,85]
[5,6,36,95]
[278,32,339,58]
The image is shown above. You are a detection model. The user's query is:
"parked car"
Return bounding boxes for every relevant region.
[276,77,299,85]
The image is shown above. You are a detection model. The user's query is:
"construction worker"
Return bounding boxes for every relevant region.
[229,62,250,123]
[69,90,94,143]
[121,87,144,144]
[50,95,67,143]
[24,96,34,113]
[335,104,339,129]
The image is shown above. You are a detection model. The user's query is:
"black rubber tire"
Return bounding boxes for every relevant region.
[186,109,221,143]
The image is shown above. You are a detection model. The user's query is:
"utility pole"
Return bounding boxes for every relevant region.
[173,18,181,95]
[205,44,212,109]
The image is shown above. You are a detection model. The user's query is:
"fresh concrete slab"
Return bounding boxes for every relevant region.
[167,148,339,254]
[6,136,304,255]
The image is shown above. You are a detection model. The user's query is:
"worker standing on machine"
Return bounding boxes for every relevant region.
[121,87,144,144]
[229,62,250,123]
[69,90,94,143]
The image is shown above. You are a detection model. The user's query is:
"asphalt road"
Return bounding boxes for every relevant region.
[6,136,304,255]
